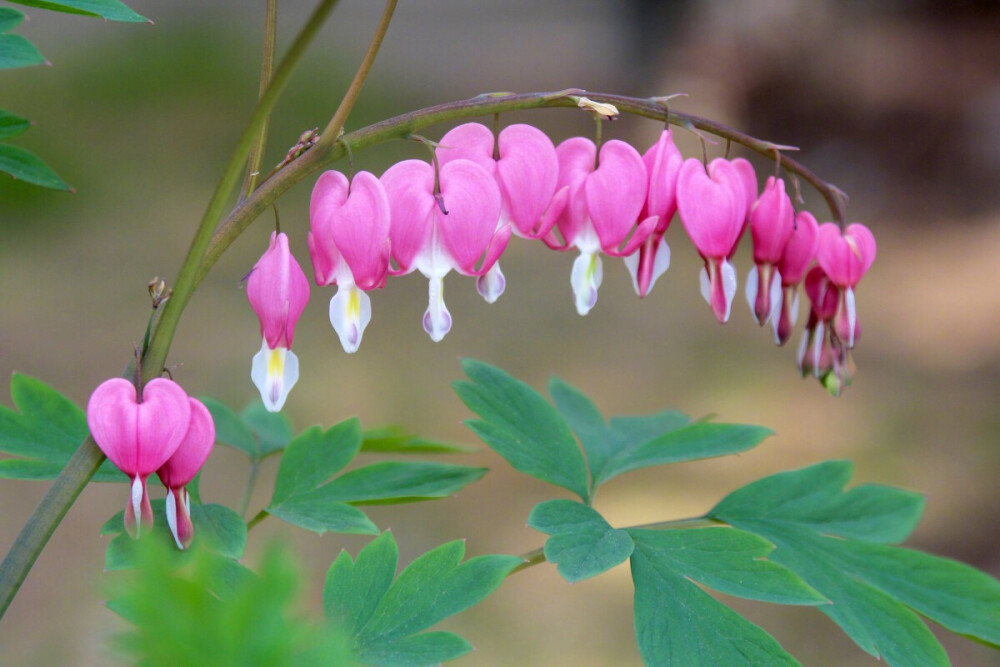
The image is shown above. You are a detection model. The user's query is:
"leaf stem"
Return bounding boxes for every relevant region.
[238,460,260,519]
[239,0,279,202]
[509,515,721,576]
[0,437,105,620]
[247,509,270,531]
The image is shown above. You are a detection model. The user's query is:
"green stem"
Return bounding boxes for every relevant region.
[247,509,269,531]
[239,0,279,202]
[509,516,721,576]
[238,461,260,519]
[197,89,848,285]
[0,437,105,620]
[141,0,340,384]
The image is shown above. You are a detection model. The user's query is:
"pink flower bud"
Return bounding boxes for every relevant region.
[745,177,795,326]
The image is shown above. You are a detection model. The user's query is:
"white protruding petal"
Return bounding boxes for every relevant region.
[790,291,800,327]
[329,286,372,354]
[766,268,783,326]
[571,251,603,316]
[811,321,826,378]
[745,266,760,324]
[423,276,452,342]
[476,262,506,304]
[796,327,810,373]
[624,250,641,295]
[647,238,671,294]
[130,475,143,538]
[699,266,711,305]
[251,339,299,412]
[165,488,183,550]
[845,286,857,348]
[720,259,737,323]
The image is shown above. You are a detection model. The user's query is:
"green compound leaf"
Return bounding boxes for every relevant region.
[361,426,473,454]
[0,373,124,481]
[709,461,1000,663]
[0,8,25,32]
[324,532,520,666]
[454,359,589,502]
[0,109,31,140]
[630,541,802,667]
[6,0,148,22]
[241,400,293,457]
[527,499,633,582]
[0,143,71,190]
[189,503,247,560]
[200,397,258,458]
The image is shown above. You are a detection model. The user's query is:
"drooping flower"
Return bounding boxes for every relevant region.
[676,157,748,323]
[624,129,683,297]
[772,211,819,345]
[87,377,192,538]
[246,231,310,411]
[156,396,215,549]
[815,222,877,349]
[551,137,656,315]
[797,266,854,396]
[381,157,508,341]
[308,170,391,353]
[745,176,795,326]
[437,122,568,303]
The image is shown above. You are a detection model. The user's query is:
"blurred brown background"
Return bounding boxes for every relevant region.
[2,1,999,664]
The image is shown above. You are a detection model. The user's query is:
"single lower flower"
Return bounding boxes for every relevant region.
[86,377,192,538]
[745,176,795,326]
[772,211,819,345]
[156,396,215,549]
[816,222,877,349]
[247,231,310,411]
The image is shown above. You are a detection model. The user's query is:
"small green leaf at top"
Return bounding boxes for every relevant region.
[0,9,45,70]
[0,373,124,481]
[454,359,590,502]
[0,109,31,140]
[527,499,633,583]
[0,144,71,190]
[361,426,474,454]
[324,532,520,666]
[6,0,148,22]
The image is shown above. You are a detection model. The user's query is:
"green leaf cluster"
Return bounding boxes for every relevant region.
[324,531,520,666]
[106,538,353,667]
[458,359,1000,665]
[264,418,486,535]
[0,373,124,481]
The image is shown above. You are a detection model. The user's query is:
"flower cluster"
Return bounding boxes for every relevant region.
[86,377,214,548]
[245,121,875,406]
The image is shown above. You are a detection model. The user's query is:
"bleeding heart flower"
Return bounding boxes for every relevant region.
[382,157,508,341]
[437,122,568,303]
[772,211,819,346]
[677,157,748,323]
[247,231,311,411]
[816,222,876,348]
[156,396,214,549]
[551,137,656,315]
[745,176,795,326]
[624,129,683,298]
[87,377,192,538]
[797,266,855,396]
[309,170,391,353]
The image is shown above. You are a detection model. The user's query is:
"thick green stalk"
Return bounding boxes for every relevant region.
[0,437,104,619]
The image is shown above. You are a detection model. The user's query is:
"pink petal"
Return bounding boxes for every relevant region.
[778,211,819,286]
[586,140,648,252]
[677,158,744,259]
[437,122,496,174]
[496,124,560,236]
[329,171,392,290]
[642,129,683,226]
[554,137,598,247]
[382,159,436,273]
[731,157,758,220]
[135,378,193,476]
[309,171,350,285]
[816,222,876,288]
[436,159,503,273]
[87,378,141,474]
[157,397,215,489]
[246,232,311,349]
[749,176,794,263]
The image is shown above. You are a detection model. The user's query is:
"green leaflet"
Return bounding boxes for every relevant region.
[324,532,520,666]
[5,0,147,22]
[527,499,634,582]
[0,373,123,481]
[710,461,1000,663]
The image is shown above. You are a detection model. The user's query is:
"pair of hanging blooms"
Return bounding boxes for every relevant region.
[86,377,214,549]
[243,116,876,408]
